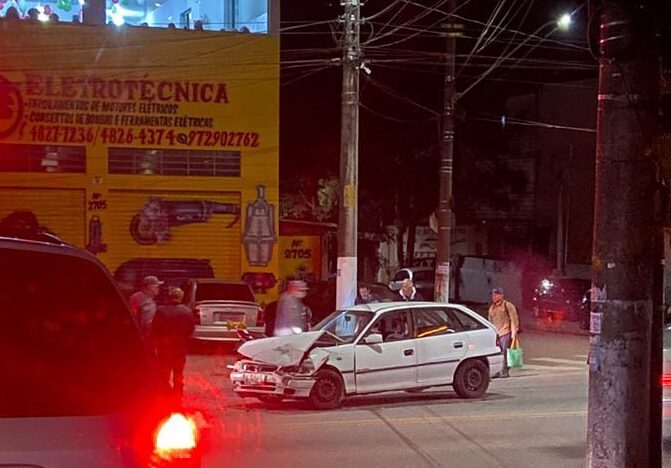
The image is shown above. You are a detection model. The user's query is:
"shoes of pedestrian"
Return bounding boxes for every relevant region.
[500,371,509,378]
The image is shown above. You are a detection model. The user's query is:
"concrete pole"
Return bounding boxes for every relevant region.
[335,0,360,309]
[434,0,457,303]
[587,1,660,466]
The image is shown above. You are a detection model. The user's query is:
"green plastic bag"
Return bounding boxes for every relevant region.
[507,338,524,368]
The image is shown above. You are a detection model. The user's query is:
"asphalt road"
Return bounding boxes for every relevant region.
[181,332,669,468]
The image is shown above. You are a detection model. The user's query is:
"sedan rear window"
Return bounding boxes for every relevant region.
[194,283,255,302]
[0,248,149,417]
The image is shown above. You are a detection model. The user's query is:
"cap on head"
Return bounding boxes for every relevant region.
[141,275,164,287]
[491,287,504,295]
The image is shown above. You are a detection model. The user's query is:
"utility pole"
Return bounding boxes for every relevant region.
[336,0,361,309]
[587,1,660,466]
[435,0,458,303]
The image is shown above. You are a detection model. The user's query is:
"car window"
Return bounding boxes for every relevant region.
[367,310,412,342]
[558,279,590,294]
[313,310,374,344]
[195,283,255,302]
[414,308,461,338]
[393,270,410,282]
[0,248,149,418]
[449,308,487,331]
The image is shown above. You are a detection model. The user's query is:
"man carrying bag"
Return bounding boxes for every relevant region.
[488,287,520,378]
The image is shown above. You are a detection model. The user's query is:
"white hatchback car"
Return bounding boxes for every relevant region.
[230,302,503,409]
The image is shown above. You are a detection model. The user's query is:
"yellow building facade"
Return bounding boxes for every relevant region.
[0,21,279,301]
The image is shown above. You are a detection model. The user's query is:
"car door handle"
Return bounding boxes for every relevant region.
[453,342,464,349]
[404,349,414,356]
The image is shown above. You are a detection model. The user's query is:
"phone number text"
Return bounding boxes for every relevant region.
[29,125,261,148]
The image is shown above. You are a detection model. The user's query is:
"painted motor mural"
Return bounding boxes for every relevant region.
[130,197,240,245]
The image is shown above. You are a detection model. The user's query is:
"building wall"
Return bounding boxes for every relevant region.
[0,21,280,302]
[505,80,597,265]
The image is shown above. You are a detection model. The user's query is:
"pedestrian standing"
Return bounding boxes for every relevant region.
[151,287,195,399]
[399,279,425,301]
[488,287,519,378]
[129,275,162,339]
[355,285,375,304]
[274,280,309,336]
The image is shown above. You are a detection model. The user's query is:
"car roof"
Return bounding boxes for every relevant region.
[0,235,90,260]
[400,267,434,273]
[347,301,474,315]
[188,278,248,285]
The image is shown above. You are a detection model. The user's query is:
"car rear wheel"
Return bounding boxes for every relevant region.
[309,369,345,410]
[453,359,489,399]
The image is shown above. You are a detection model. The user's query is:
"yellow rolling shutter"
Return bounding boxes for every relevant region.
[0,188,85,246]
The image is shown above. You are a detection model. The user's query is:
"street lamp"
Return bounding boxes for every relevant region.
[557,13,572,32]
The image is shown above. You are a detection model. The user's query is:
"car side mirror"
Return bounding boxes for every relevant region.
[363,333,383,345]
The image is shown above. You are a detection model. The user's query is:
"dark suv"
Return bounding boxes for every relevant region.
[0,236,201,466]
[532,277,591,324]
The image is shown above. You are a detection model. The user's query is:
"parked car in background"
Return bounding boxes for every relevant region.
[184,278,264,342]
[663,326,671,435]
[0,235,201,467]
[388,267,435,299]
[532,277,591,324]
[230,302,503,409]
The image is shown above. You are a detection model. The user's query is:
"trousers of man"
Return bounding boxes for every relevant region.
[499,332,512,375]
[157,348,186,396]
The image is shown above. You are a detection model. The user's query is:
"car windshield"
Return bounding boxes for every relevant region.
[195,283,255,302]
[311,310,375,344]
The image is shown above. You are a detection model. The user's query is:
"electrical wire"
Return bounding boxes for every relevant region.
[364,75,440,116]
[364,0,451,46]
[475,115,596,133]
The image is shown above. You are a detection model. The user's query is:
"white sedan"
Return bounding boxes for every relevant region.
[230,302,503,409]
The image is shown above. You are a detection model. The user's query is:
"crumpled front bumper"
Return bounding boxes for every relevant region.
[229,361,317,399]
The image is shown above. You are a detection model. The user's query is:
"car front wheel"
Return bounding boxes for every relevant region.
[453,359,489,399]
[309,369,345,410]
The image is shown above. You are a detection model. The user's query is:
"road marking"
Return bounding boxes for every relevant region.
[262,410,587,429]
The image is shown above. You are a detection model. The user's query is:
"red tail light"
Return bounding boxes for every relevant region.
[153,413,198,460]
[661,374,671,386]
[193,307,201,325]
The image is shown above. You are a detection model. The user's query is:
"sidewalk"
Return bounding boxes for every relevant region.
[460,301,589,336]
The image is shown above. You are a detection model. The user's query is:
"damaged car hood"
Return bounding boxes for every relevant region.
[236,331,331,369]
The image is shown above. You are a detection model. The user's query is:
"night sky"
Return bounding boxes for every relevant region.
[279,1,595,231]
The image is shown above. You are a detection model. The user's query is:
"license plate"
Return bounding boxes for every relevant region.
[243,374,266,385]
[226,320,246,330]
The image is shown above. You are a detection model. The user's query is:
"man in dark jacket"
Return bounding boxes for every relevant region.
[151,286,195,398]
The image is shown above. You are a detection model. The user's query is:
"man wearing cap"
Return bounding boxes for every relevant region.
[129,275,163,339]
[151,287,195,399]
[274,280,310,336]
[488,287,519,378]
